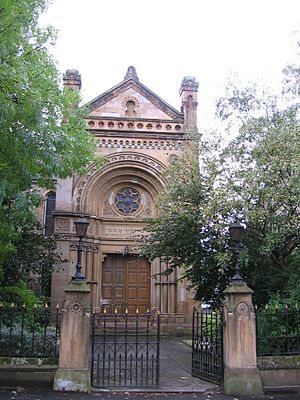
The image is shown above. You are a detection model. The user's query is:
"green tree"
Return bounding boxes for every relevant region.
[0,0,104,267]
[140,63,300,307]
[0,220,63,302]
[139,133,234,305]
[216,80,300,305]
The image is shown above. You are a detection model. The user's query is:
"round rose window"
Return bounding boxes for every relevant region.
[114,187,141,214]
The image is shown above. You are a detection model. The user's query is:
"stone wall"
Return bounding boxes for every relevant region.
[0,357,58,388]
[258,355,300,392]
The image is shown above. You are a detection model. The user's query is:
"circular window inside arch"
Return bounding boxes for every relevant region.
[114,187,141,214]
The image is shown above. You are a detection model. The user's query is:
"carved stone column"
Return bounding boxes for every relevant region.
[53,281,91,392]
[223,281,263,395]
[90,245,100,308]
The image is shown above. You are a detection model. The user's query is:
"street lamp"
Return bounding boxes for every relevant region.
[72,217,89,281]
[229,222,245,282]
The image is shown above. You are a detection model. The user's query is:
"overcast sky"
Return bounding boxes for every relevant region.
[41,0,300,130]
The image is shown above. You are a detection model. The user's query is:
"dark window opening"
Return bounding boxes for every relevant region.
[45,192,56,237]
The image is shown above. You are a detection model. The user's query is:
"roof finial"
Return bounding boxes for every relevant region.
[124,66,139,81]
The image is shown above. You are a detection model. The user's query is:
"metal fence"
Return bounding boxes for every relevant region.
[192,307,223,384]
[91,309,160,388]
[256,306,300,356]
[0,302,60,358]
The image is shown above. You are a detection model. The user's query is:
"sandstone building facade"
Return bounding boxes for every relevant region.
[47,67,198,325]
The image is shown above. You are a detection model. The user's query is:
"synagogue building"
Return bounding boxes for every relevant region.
[44,67,199,329]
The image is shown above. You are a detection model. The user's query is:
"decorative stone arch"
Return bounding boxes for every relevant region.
[74,152,168,216]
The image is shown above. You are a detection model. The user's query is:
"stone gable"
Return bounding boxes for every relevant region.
[89,87,174,121]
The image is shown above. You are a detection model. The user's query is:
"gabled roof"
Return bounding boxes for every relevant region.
[85,66,183,121]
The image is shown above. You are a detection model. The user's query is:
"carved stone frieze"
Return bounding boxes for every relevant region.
[54,234,73,241]
[103,199,114,216]
[103,226,140,235]
[108,154,164,172]
[89,120,183,134]
[140,196,152,217]
[55,217,70,232]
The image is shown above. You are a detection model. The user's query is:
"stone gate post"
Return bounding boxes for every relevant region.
[223,280,263,395]
[53,280,91,392]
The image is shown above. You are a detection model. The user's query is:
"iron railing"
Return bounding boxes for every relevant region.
[192,307,223,384]
[91,308,160,388]
[0,302,60,358]
[256,306,300,356]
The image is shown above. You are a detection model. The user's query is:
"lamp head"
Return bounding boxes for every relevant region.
[74,217,89,239]
[229,222,245,243]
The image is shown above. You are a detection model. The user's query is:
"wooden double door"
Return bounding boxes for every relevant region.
[102,254,151,314]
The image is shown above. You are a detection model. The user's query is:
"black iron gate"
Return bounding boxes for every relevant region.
[192,307,223,385]
[91,309,160,388]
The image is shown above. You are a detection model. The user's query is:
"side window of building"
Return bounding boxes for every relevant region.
[45,192,56,237]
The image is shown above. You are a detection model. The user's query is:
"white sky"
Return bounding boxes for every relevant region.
[41,0,300,131]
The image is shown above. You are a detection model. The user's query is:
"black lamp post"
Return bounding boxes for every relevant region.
[72,217,89,281]
[229,222,245,282]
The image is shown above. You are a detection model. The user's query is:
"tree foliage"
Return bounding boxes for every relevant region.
[218,84,300,304]
[139,133,235,305]
[0,0,104,288]
[0,220,62,301]
[140,62,300,307]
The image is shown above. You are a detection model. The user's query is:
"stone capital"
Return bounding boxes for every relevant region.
[64,280,91,294]
[223,280,254,295]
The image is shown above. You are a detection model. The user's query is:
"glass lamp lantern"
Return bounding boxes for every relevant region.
[229,222,245,243]
[74,217,89,239]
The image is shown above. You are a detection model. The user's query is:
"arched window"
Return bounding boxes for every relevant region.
[125,100,136,117]
[45,192,56,237]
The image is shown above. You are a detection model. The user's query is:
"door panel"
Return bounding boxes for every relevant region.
[140,272,149,284]
[103,287,113,299]
[139,287,149,299]
[102,254,150,314]
[128,287,138,299]
[128,273,137,284]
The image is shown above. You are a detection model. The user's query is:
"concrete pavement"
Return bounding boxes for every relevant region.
[1,388,300,400]
[158,339,217,393]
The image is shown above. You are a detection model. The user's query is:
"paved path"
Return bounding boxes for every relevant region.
[158,339,217,392]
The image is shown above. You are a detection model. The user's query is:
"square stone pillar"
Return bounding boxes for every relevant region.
[223,281,263,395]
[53,281,91,392]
